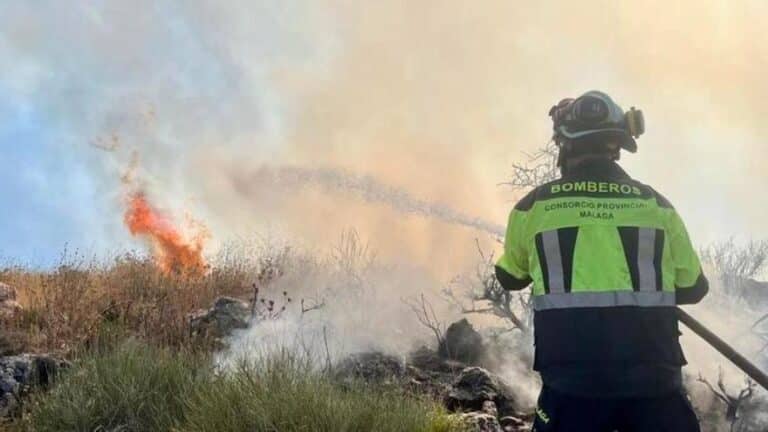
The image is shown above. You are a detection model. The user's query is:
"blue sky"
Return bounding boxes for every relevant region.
[0,83,116,266]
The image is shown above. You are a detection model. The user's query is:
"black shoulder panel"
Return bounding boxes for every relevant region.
[648,186,675,209]
[513,188,540,211]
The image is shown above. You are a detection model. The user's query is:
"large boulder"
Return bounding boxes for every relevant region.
[445,366,516,416]
[188,296,250,340]
[0,354,68,417]
[438,318,485,364]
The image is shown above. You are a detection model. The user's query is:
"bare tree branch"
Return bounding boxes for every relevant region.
[404,293,446,349]
[697,367,756,431]
[443,240,531,334]
[700,239,768,301]
[499,141,560,192]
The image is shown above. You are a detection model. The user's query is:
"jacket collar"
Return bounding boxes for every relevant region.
[562,159,631,181]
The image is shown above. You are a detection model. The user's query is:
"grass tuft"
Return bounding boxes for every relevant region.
[181,357,461,432]
[17,341,464,432]
[19,340,207,432]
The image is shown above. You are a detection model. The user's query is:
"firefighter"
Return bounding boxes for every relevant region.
[495,91,709,431]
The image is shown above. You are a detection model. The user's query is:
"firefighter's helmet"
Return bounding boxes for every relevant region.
[549,90,644,153]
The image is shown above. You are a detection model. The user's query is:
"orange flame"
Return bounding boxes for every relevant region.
[124,191,208,277]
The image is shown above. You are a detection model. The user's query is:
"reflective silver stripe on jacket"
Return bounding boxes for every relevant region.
[637,228,658,291]
[541,230,565,293]
[533,291,675,311]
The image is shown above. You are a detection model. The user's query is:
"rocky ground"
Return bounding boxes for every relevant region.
[332,348,532,432]
[0,354,68,418]
[331,319,533,432]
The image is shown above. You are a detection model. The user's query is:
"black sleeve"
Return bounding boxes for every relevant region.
[676,273,709,305]
[495,265,532,291]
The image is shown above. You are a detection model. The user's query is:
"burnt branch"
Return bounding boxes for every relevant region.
[697,367,756,431]
[443,240,530,334]
[250,284,291,321]
[322,325,332,374]
[405,293,446,349]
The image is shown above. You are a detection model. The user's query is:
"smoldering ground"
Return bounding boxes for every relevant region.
[3,0,768,428]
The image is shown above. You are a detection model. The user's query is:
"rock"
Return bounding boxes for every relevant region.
[407,346,477,401]
[439,318,485,364]
[0,354,68,417]
[188,296,250,340]
[334,352,405,385]
[0,283,16,302]
[500,415,530,431]
[403,365,454,401]
[409,345,466,373]
[482,400,499,417]
[445,366,516,416]
[459,412,503,432]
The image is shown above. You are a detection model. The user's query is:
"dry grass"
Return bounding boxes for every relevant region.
[0,243,291,355]
[0,232,372,357]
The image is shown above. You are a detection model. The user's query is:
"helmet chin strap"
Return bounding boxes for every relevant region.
[555,137,572,176]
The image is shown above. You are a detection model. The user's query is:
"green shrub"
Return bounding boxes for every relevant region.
[180,351,461,432]
[18,342,464,432]
[20,340,208,432]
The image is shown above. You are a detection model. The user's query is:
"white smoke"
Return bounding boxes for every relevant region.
[215,233,462,365]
